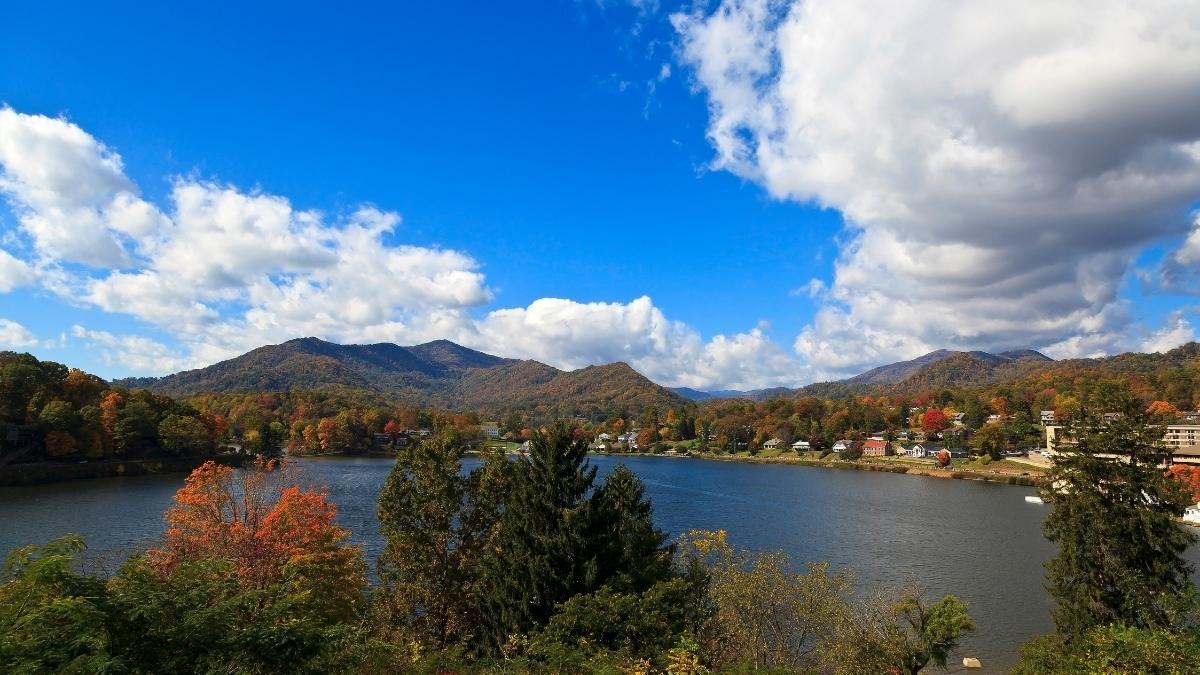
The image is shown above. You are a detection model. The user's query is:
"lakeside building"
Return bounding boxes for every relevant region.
[762,438,784,451]
[792,440,811,451]
[1044,423,1200,466]
[862,439,890,457]
[481,422,500,439]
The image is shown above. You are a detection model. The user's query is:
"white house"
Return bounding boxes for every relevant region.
[907,444,930,458]
[481,422,501,439]
[1040,410,1056,425]
[832,439,852,452]
[762,438,784,450]
[596,432,612,442]
[792,440,811,451]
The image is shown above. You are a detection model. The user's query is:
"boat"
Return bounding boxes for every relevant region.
[1024,495,1045,504]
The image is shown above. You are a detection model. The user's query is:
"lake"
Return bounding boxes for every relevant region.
[3,454,1198,672]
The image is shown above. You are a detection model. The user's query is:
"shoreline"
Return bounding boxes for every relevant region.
[590,450,1044,487]
[0,453,251,487]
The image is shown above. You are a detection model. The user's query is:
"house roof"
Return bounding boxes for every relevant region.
[863,439,888,449]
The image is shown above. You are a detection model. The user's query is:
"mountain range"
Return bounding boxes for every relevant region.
[116,337,688,416]
[115,336,1200,413]
[671,348,1055,400]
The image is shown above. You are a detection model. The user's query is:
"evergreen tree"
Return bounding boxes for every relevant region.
[376,432,509,648]
[476,422,596,652]
[1043,393,1197,637]
[585,465,672,594]
[475,422,673,653]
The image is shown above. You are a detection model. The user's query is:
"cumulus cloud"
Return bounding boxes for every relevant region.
[0,110,799,388]
[674,0,1200,372]
[0,107,166,266]
[70,325,192,374]
[470,296,802,390]
[1141,312,1198,354]
[0,248,35,292]
[0,318,39,349]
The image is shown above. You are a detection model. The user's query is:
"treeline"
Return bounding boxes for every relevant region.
[0,352,222,463]
[1,425,978,674]
[592,367,1200,457]
[183,390,512,456]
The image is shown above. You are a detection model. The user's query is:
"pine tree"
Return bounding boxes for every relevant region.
[1043,392,1197,637]
[476,422,596,652]
[475,422,673,653]
[585,464,672,594]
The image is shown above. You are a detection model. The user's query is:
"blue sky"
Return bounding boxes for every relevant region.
[2,1,1199,389]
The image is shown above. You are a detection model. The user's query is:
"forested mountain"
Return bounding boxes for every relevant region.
[841,348,1052,386]
[117,337,686,418]
[800,344,1200,400]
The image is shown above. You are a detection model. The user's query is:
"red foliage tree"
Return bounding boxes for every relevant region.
[936,449,952,468]
[921,409,950,435]
[150,459,364,600]
[382,419,403,438]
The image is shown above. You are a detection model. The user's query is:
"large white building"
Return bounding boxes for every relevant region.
[1044,423,1200,466]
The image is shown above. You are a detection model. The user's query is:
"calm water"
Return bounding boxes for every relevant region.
[3,455,1198,672]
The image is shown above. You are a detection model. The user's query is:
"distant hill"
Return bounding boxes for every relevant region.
[896,350,1054,389]
[670,386,794,401]
[841,349,1052,386]
[115,337,686,417]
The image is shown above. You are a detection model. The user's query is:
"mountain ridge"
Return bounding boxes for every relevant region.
[115,337,685,417]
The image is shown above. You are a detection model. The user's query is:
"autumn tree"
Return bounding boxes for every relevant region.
[678,529,852,671]
[825,586,974,675]
[149,459,365,617]
[936,449,951,468]
[1166,464,1200,503]
[1148,400,1182,420]
[920,409,949,436]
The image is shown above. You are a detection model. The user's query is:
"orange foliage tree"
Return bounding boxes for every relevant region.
[1167,464,1200,503]
[1147,400,1181,420]
[150,459,365,617]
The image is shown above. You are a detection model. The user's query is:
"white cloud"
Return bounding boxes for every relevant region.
[470,296,802,389]
[674,0,1200,373]
[0,318,38,349]
[70,325,192,374]
[0,248,35,292]
[0,107,166,266]
[1141,313,1198,354]
[0,111,801,388]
